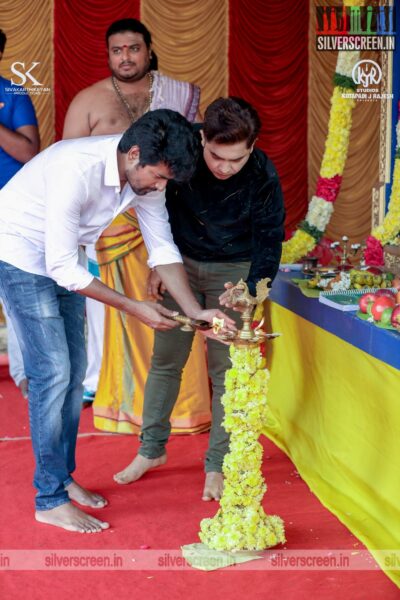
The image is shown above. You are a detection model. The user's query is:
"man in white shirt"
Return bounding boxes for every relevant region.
[0,109,233,533]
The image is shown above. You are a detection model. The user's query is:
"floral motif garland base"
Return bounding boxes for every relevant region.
[199,345,286,553]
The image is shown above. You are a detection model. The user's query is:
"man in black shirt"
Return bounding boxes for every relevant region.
[114,97,285,500]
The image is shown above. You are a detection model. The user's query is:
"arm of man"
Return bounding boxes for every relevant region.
[135,192,234,328]
[43,162,179,330]
[79,277,180,330]
[246,172,285,293]
[62,90,92,139]
[0,92,40,162]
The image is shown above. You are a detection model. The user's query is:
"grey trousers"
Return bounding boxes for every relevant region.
[139,255,250,472]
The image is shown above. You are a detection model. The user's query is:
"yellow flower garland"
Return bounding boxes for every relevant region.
[199,345,286,551]
[281,0,363,264]
[320,89,356,179]
[281,229,316,265]
[371,153,400,246]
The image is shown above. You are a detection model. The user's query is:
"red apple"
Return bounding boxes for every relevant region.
[374,289,395,299]
[396,291,400,305]
[358,292,377,314]
[391,305,400,329]
[392,277,400,291]
[371,296,396,321]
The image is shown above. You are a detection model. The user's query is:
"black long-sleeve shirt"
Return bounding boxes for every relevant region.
[166,147,285,295]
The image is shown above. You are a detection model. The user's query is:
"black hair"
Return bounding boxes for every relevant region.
[106,19,157,70]
[0,29,6,54]
[203,97,261,148]
[118,109,199,182]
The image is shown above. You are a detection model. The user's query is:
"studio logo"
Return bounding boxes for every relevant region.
[10,62,43,87]
[316,5,396,51]
[352,60,382,89]
[4,61,50,96]
[341,58,392,102]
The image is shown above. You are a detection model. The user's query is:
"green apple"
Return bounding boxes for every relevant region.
[373,275,382,286]
[380,307,394,326]
[366,302,375,317]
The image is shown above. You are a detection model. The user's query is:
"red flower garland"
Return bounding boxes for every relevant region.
[315,174,343,203]
[364,236,385,267]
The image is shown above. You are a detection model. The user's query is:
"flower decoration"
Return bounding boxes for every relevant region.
[364,235,385,267]
[316,175,343,203]
[364,118,400,265]
[307,236,336,266]
[281,0,362,264]
[282,0,400,269]
[199,345,285,552]
[305,197,335,232]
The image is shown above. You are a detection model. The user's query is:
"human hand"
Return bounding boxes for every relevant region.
[146,269,166,301]
[128,300,179,330]
[219,281,246,312]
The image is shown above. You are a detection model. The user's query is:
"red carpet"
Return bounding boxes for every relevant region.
[1,377,398,600]
[0,353,9,380]
[0,377,97,438]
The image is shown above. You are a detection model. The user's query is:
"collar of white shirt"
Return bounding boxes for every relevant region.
[104,136,123,191]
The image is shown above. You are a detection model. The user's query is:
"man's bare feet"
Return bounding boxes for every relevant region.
[202,471,224,501]
[113,453,167,484]
[65,481,107,508]
[35,502,109,533]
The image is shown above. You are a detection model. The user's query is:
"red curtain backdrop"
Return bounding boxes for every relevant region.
[54,0,140,138]
[54,0,309,231]
[229,0,309,233]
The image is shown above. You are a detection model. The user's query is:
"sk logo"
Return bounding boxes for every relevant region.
[352,60,382,89]
[10,62,43,87]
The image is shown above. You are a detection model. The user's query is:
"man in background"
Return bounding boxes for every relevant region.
[63,18,210,440]
[0,28,40,398]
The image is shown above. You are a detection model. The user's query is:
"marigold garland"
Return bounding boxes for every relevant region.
[199,345,286,552]
[365,118,400,265]
[281,0,363,264]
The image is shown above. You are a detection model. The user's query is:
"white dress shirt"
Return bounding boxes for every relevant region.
[0,135,182,291]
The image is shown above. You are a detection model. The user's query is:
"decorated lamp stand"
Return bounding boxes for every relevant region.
[198,279,286,552]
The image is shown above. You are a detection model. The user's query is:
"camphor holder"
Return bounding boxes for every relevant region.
[172,315,211,332]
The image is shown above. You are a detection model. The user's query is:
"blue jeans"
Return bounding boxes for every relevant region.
[0,261,86,510]
[1,300,25,386]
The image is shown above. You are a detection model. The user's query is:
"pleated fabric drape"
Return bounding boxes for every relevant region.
[1,0,54,149]
[229,0,310,232]
[141,0,229,115]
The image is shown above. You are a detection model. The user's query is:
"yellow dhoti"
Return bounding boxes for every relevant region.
[92,210,211,434]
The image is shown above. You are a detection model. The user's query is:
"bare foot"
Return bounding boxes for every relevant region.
[65,481,108,508]
[202,472,224,501]
[113,453,167,484]
[35,502,109,533]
